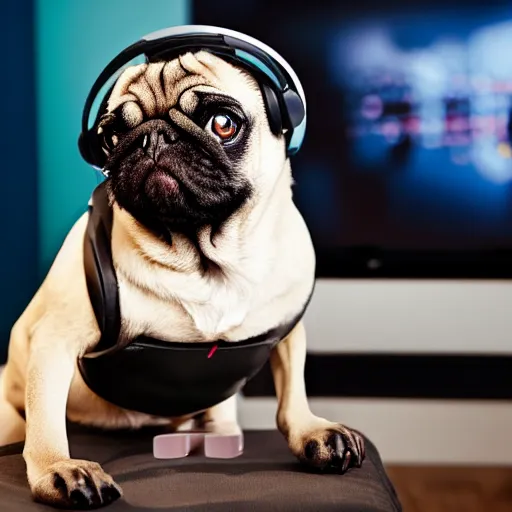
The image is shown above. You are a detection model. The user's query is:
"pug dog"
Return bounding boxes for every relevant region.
[0,49,365,509]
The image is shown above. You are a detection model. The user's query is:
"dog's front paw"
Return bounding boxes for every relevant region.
[31,459,122,509]
[290,422,366,473]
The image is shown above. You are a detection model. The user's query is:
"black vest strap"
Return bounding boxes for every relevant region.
[83,181,121,354]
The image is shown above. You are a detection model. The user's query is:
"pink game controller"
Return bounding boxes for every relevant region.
[153,432,244,459]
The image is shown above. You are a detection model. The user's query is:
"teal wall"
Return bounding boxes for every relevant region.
[35,0,190,276]
[1,0,39,356]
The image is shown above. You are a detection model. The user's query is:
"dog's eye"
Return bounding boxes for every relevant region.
[208,113,239,142]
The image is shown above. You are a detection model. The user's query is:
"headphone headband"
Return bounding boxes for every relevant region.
[79,25,307,169]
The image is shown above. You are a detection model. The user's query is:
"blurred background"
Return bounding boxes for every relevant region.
[2,0,512,509]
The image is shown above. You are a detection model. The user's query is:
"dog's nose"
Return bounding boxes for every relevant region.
[142,128,179,160]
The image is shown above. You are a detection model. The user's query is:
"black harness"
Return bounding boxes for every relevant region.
[77,183,313,417]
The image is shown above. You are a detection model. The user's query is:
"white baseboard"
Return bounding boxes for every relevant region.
[305,279,512,355]
[238,396,512,466]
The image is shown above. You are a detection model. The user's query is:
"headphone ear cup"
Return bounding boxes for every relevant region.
[78,130,106,169]
[79,82,115,169]
[282,89,305,129]
[90,132,106,169]
[78,131,93,165]
[260,83,282,136]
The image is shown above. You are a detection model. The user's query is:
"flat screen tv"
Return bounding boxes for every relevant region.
[193,0,512,278]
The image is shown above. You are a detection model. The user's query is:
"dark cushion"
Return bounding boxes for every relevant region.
[0,425,402,511]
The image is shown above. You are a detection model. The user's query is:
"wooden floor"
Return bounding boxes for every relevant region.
[386,466,512,512]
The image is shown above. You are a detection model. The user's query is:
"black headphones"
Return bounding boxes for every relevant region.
[78,25,307,172]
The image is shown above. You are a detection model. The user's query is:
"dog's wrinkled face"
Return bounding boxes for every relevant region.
[97,51,283,237]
